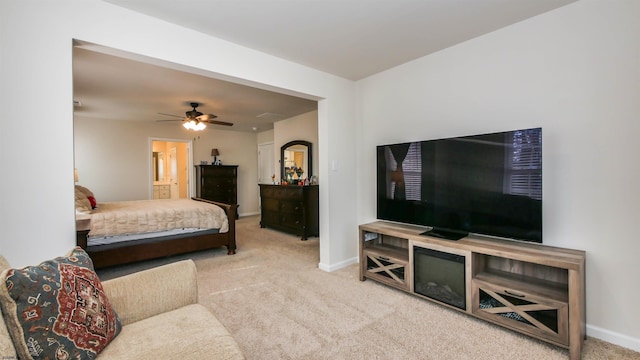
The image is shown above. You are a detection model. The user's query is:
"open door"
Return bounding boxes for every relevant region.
[169,147,179,199]
[258,142,275,184]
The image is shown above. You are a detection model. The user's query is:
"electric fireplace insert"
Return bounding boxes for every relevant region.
[413,247,466,310]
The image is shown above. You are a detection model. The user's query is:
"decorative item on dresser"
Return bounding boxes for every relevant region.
[195,164,239,218]
[211,148,220,165]
[259,184,319,240]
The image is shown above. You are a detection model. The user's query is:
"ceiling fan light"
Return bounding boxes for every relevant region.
[183,119,206,131]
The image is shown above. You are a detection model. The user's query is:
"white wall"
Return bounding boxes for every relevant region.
[356,0,640,350]
[0,1,356,278]
[74,116,259,215]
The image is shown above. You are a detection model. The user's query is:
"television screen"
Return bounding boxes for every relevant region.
[376,128,542,242]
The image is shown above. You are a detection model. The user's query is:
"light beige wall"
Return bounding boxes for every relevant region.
[74,116,259,214]
[256,129,274,144]
[74,118,150,201]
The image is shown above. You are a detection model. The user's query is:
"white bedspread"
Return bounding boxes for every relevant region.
[87,199,229,238]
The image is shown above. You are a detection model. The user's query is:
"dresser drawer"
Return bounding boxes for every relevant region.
[267,187,303,201]
[262,199,280,212]
[153,185,171,199]
[201,189,233,201]
[202,186,234,194]
[158,188,170,198]
[202,177,236,187]
[281,213,303,229]
[201,166,237,177]
[280,201,302,213]
[261,211,281,225]
[260,186,277,198]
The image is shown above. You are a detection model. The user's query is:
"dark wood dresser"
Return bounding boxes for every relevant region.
[195,165,238,218]
[259,184,319,240]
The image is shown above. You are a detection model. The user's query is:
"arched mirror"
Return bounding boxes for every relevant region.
[281,140,312,184]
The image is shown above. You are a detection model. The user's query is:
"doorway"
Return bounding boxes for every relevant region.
[258,142,275,184]
[257,142,275,209]
[151,139,192,199]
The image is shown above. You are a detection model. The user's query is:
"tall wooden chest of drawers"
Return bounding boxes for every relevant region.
[259,184,319,240]
[195,165,238,218]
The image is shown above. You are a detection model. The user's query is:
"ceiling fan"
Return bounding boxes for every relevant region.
[157,102,233,131]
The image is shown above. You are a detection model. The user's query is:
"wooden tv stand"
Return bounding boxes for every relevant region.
[359,221,586,360]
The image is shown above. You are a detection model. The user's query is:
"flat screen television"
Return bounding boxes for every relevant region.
[376,128,542,243]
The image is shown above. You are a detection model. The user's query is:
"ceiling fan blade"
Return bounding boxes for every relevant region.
[156,104,230,127]
[196,114,218,121]
[204,120,234,126]
[157,112,183,118]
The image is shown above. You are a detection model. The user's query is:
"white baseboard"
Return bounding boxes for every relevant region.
[318,256,358,272]
[239,211,260,217]
[588,324,640,352]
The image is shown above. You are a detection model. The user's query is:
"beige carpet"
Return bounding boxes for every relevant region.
[98,216,640,360]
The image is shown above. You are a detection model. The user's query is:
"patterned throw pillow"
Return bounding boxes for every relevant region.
[0,247,121,359]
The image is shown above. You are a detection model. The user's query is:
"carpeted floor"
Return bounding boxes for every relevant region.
[98,215,640,360]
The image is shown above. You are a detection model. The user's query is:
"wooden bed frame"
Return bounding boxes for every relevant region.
[76,198,238,269]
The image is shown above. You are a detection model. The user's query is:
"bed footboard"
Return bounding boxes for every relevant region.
[192,197,237,255]
[76,199,238,268]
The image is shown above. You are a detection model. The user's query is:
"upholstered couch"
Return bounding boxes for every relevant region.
[0,254,244,359]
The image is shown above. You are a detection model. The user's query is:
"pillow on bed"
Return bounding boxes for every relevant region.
[75,187,92,213]
[75,185,94,198]
[76,185,97,209]
[87,195,97,209]
[0,247,122,360]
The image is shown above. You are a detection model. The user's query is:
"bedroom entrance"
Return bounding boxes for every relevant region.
[151,139,192,199]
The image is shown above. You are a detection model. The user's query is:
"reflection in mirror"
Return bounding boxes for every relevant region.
[281,140,312,184]
[153,151,165,182]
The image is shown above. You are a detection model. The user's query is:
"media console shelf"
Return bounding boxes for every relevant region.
[359,221,586,360]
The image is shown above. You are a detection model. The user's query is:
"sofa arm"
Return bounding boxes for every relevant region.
[101,260,199,325]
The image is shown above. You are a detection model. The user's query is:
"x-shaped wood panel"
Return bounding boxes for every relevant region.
[482,288,558,336]
[367,254,404,284]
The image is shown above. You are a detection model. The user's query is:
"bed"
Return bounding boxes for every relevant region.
[74,185,237,269]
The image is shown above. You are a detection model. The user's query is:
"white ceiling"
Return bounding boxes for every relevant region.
[75,0,576,132]
[73,46,318,132]
[104,0,576,80]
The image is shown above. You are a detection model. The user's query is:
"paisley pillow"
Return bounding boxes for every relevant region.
[0,247,121,359]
